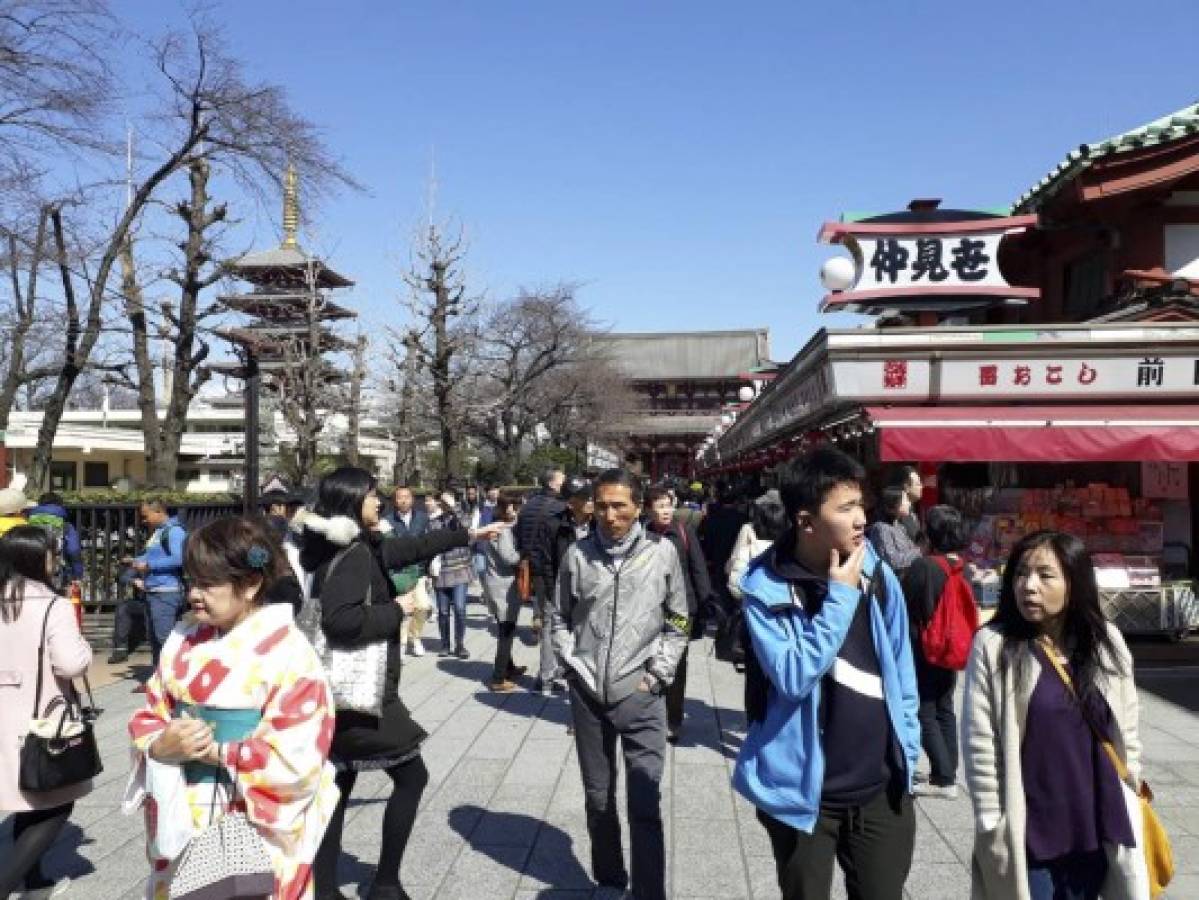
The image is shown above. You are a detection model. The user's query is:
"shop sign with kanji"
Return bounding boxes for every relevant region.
[832,354,1199,401]
[817,213,1040,313]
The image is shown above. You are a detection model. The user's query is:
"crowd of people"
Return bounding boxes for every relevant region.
[0,449,1159,900]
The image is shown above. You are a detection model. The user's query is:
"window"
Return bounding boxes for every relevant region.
[49,460,77,492]
[82,461,109,488]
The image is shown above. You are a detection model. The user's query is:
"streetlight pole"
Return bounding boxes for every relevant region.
[244,354,260,514]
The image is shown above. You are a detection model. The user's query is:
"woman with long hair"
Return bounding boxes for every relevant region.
[128,516,340,899]
[299,467,504,900]
[0,526,92,898]
[866,485,922,575]
[963,530,1146,900]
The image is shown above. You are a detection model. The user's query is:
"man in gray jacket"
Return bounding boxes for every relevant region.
[552,468,689,900]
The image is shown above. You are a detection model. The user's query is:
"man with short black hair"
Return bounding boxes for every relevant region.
[552,469,688,900]
[515,467,567,692]
[889,465,924,543]
[389,484,434,656]
[733,446,919,900]
[125,499,187,668]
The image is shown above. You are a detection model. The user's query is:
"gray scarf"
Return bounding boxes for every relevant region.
[596,521,643,559]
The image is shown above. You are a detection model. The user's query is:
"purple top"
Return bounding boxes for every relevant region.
[1021,647,1134,863]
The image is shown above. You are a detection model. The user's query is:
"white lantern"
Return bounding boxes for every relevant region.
[738,385,755,403]
[721,413,733,425]
[820,255,856,292]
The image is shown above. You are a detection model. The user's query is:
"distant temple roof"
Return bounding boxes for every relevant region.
[595,329,772,380]
[228,246,354,289]
[1014,101,1199,212]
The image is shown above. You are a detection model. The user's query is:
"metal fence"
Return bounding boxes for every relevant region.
[65,501,242,629]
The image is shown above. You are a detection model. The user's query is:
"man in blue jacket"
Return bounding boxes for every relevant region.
[125,499,187,667]
[732,446,920,900]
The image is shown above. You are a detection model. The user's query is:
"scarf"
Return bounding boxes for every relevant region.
[597,521,643,559]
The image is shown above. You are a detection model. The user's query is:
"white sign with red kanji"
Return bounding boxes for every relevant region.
[832,355,1198,401]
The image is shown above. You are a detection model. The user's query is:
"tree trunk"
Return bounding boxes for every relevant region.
[0,211,49,432]
[345,334,365,466]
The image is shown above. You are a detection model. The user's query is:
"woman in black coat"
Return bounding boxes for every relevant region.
[302,467,504,900]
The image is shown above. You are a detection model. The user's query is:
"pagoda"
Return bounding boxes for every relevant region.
[215,165,356,506]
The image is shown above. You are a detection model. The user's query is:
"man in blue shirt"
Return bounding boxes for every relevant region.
[125,499,187,668]
[732,446,920,900]
[389,484,434,656]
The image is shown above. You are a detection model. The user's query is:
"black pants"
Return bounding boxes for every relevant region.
[664,645,688,730]
[492,621,517,682]
[111,594,149,653]
[314,756,429,897]
[917,667,958,787]
[569,682,666,900]
[758,785,915,900]
[0,802,74,897]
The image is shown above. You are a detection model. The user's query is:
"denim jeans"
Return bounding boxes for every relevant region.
[1027,848,1107,900]
[147,590,185,667]
[436,582,468,650]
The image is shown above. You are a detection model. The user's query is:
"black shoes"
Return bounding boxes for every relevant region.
[107,650,129,664]
[455,646,470,660]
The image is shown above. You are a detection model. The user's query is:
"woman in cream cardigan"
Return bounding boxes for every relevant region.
[962,530,1148,900]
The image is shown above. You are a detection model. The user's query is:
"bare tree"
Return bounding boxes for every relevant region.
[465,284,597,482]
[381,328,432,486]
[343,332,367,466]
[26,20,358,490]
[0,208,65,428]
[0,0,114,196]
[109,157,225,487]
[401,224,479,483]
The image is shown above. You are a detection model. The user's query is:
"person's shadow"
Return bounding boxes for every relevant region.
[450,804,595,892]
[0,818,97,884]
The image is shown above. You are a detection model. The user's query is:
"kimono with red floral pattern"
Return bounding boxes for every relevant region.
[128,603,339,900]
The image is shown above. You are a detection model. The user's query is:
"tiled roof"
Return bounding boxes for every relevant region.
[1014,102,1199,212]
[595,329,771,380]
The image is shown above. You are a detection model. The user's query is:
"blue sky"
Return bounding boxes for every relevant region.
[115,0,1199,362]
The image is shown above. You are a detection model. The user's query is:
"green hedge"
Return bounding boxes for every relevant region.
[59,489,238,505]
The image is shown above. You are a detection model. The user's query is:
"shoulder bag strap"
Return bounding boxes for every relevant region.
[31,597,59,720]
[1037,636,1131,783]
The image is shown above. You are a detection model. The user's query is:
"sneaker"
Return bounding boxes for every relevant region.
[407,640,426,658]
[455,646,470,660]
[107,650,129,665]
[914,783,959,800]
[489,679,519,693]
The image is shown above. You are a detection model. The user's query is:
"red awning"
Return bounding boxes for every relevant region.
[866,405,1199,463]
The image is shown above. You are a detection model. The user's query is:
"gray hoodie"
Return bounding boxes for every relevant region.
[551,526,690,704]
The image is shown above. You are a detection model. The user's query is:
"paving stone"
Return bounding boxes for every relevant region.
[8,623,1198,900]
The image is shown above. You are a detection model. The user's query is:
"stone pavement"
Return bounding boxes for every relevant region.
[3,600,1197,899]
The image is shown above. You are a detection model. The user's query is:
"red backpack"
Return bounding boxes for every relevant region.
[920,555,980,670]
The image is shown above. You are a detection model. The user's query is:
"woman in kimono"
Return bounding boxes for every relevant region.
[128,515,339,900]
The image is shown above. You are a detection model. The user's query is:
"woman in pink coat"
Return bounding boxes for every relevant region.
[0,525,93,897]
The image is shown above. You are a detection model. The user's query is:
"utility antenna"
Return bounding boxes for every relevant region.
[426,146,438,230]
[125,121,133,210]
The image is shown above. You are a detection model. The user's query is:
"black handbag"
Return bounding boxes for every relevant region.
[18,599,104,793]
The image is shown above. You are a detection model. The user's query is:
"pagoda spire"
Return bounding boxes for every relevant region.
[281,163,299,249]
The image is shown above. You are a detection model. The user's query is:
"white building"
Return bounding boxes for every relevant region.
[3,395,398,493]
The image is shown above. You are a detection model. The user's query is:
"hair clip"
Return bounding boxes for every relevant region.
[246,545,270,570]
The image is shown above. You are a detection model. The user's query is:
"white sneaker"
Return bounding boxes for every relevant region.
[914,783,959,800]
[408,640,426,657]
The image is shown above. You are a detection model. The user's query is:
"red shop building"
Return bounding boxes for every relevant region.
[703,103,1199,636]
